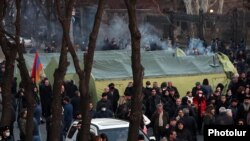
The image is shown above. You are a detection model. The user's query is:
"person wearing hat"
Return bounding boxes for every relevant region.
[96,93,112,112]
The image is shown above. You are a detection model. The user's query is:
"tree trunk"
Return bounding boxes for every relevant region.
[61,0,105,141]
[124,0,144,141]
[49,0,73,140]
[0,0,17,127]
[50,29,69,141]
[0,43,16,127]
[15,0,36,141]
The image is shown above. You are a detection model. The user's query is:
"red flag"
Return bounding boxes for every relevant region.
[31,52,43,83]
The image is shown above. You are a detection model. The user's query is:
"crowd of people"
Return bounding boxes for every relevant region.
[0,37,250,141]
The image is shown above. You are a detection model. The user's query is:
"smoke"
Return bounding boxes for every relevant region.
[95,16,171,50]
[185,38,213,55]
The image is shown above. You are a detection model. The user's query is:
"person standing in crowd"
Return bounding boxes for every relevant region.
[150,103,169,141]
[192,82,206,97]
[193,90,206,134]
[215,95,230,114]
[63,96,73,136]
[96,93,112,112]
[89,102,96,118]
[227,98,239,123]
[71,91,81,118]
[167,81,180,98]
[115,96,131,120]
[143,81,152,105]
[108,83,120,113]
[175,120,193,141]
[215,107,234,125]
[65,80,78,99]
[203,105,215,126]
[18,109,27,141]
[39,78,52,118]
[180,108,197,141]
[202,78,213,99]
[145,89,161,119]
[152,81,161,95]
[237,96,250,121]
[124,82,133,97]
[0,126,14,141]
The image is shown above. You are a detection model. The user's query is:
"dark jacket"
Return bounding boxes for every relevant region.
[96,99,112,112]
[151,110,169,133]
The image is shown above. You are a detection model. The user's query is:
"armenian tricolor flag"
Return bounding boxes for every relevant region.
[31,51,43,83]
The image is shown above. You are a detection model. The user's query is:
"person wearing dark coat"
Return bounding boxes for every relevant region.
[65,80,78,99]
[94,104,113,118]
[150,104,169,141]
[124,82,134,97]
[166,117,177,137]
[96,93,113,112]
[145,88,161,119]
[143,81,152,104]
[108,83,120,113]
[191,82,206,97]
[71,91,81,117]
[180,108,197,141]
[39,78,52,118]
[32,117,41,141]
[167,81,180,98]
[89,102,96,118]
[215,95,230,114]
[1,126,14,141]
[115,97,131,120]
[175,120,193,141]
[237,96,250,121]
[63,96,73,135]
[203,105,216,126]
[215,107,234,125]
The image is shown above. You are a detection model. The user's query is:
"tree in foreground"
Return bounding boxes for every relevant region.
[124,0,144,141]
[0,0,36,141]
[65,0,105,140]
[49,0,76,141]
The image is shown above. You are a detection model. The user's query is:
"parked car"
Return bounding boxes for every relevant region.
[65,118,154,141]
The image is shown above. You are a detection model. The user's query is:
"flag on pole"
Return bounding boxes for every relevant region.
[31,51,43,83]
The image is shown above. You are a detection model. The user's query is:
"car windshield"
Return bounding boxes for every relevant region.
[99,128,149,141]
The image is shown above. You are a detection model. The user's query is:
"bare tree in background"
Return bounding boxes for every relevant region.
[65,0,105,140]
[49,0,76,140]
[124,0,144,141]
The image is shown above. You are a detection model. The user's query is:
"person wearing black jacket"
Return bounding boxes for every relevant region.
[108,83,120,113]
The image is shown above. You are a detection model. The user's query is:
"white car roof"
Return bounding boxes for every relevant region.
[91,118,129,130]
[71,118,130,130]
